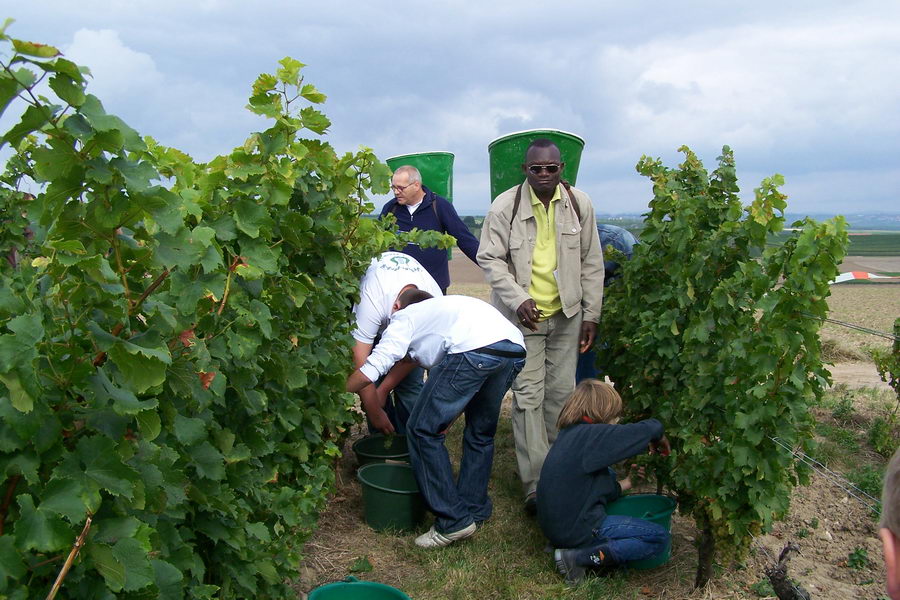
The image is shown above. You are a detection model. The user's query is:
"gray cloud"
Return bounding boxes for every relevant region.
[4,1,899,215]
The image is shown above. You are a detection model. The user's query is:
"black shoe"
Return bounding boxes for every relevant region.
[554,548,585,585]
[524,492,537,516]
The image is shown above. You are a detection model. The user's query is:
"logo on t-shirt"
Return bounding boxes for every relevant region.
[379,254,421,272]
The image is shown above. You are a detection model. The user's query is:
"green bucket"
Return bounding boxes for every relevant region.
[309,576,411,600]
[351,434,409,467]
[605,494,677,569]
[386,151,454,202]
[356,463,426,532]
[487,129,585,201]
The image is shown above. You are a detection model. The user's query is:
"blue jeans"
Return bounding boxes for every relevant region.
[406,340,525,534]
[366,366,425,436]
[572,515,669,566]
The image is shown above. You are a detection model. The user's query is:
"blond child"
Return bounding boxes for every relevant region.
[536,379,671,584]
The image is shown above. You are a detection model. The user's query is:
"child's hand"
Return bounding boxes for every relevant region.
[619,476,633,492]
[649,435,671,457]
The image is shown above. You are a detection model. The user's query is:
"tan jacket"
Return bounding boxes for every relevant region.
[477,183,604,324]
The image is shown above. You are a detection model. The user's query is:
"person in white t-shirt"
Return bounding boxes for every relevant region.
[347,292,526,548]
[352,252,443,434]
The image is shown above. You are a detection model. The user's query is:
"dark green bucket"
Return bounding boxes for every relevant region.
[351,434,409,467]
[605,494,677,569]
[487,129,585,201]
[309,576,411,600]
[356,463,426,532]
[386,152,454,202]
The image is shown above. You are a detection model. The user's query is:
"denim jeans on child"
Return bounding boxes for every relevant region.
[406,340,525,534]
[572,514,669,566]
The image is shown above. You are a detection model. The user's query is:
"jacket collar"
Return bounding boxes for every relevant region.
[518,183,567,221]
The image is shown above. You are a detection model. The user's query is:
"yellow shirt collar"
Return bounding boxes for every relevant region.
[529,184,562,206]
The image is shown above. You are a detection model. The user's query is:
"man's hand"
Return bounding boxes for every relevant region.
[356,378,395,435]
[516,299,540,331]
[579,321,596,353]
[362,400,394,435]
[649,435,671,457]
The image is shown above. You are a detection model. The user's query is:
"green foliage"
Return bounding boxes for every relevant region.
[0,25,448,598]
[872,318,900,408]
[349,556,373,573]
[868,416,898,458]
[599,146,848,576]
[749,578,775,597]
[847,547,871,570]
[848,465,884,502]
[830,387,856,423]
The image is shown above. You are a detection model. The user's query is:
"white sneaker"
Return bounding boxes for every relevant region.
[414,522,477,548]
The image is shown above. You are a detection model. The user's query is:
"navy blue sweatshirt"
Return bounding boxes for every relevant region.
[536,418,664,548]
[379,186,480,290]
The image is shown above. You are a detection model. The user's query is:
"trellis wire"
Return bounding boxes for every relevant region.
[800,311,899,342]
[769,436,881,514]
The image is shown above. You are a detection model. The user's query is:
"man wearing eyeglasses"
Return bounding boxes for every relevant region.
[380,165,480,293]
[477,138,604,514]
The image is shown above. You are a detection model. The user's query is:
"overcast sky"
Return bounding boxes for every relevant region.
[5,1,900,215]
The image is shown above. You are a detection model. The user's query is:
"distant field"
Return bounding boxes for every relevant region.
[769,231,900,256]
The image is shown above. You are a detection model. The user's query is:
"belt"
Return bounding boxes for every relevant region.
[471,345,526,358]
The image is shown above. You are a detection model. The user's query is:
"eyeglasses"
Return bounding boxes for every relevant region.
[528,164,561,174]
[390,182,416,193]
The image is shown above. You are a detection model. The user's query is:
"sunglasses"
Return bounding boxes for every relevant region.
[528,164,560,174]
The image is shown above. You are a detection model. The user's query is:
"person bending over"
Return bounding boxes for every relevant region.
[347,291,525,548]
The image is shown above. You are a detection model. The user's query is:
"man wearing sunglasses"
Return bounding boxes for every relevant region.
[477,138,604,514]
[380,165,480,293]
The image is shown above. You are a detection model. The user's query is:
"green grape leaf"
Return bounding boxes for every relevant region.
[39,478,89,523]
[188,441,225,480]
[14,494,72,552]
[79,95,145,152]
[112,537,155,591]
[152,559,184,600]
[91,367,158,415]
[77,436,139,499]
[3,105,51,149]
[300,83,326,104]
[233,198,271,238]
[136,409,161,441]
[174,414,207,445]
[0,535,27,588]
[48,72,85,107]
[88,542,126,592]
[11,38,60,57]
[299,106,330,134]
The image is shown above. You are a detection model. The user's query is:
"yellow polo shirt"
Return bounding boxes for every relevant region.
[528,185,562,319]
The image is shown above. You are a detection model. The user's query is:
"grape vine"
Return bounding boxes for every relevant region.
[0,20,450,599]
[599,146,849,587]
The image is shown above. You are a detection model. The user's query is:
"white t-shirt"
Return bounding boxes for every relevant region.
[352,252,443,344]
[360,295,525,382]
[406,200,422,215]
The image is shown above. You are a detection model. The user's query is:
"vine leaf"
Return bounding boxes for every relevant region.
[13,495,72,552]
[173,415,207,446]
[0,535,27,589]
[91,367,158,415]
[39,478,89,523]
[112,537,155,591]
